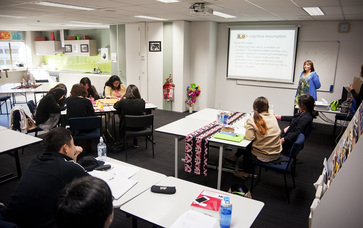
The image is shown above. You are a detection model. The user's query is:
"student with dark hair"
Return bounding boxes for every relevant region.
[56,176,114,228]
[276,94,317,155]
[226,97,282,179]
[3,127,88,227]
[295,60,321,105]
[80,77,99,100]
[114,84,145,147]
[65,84,95,119]
[347,64,363,110]
[104,75,126,99]
[36,83,67,131]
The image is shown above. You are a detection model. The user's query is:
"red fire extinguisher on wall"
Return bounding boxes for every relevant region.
[163,75,175,101]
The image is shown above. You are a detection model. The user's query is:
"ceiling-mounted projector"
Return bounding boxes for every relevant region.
[189,2,213,15]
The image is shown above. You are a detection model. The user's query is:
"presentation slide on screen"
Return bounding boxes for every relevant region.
[227,27,298,83]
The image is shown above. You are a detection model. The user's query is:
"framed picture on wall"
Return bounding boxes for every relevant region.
[80,44,89,53]
[149,41,161,52]
[65,45,72,53]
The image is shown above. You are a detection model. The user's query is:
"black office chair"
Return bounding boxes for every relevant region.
[250,133,305,203]
[123,114,154,161]
[0,96,11,116]
[69,116,101,142]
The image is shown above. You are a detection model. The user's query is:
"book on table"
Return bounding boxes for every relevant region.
[191,190,228,212]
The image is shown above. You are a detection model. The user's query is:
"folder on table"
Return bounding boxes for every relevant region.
[213,132,244,142]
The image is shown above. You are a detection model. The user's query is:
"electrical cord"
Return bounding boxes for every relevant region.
[335,111,352,144]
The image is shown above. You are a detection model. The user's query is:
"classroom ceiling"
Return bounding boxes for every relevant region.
[0,0,362,31]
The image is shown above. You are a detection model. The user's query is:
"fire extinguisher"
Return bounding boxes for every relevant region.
[163,76,175,101]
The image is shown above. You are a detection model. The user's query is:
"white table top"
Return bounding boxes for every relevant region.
[103,157,166,208]
[121,176,264,228]
[0,129,42,153]
[0,82,57,94]
[186,108,220,122]
[0,126,7,131]
[155,117,211,137]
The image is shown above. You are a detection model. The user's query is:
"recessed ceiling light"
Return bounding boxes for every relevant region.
[34,2,95,11]
[0,15,25,19]
[303,7,324,16]
[213,11,236,18]
[135,16,167,21]
[156,0,180,3]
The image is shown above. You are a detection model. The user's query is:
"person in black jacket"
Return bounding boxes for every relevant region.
[114,84,145,147]
[35,84,67,131]
[65,84,95,119]
[80,77,100,100]
[3,127,88,227]
[347,64,363,112]
[275,95,317,155]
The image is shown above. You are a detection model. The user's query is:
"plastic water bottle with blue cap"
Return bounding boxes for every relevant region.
[97,136,107,161]
[220,196,232,228]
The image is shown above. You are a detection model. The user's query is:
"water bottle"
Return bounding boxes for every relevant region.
[220,196,232,228]
[97,137,107,161]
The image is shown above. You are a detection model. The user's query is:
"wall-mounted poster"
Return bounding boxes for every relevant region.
[65,45,72,53]
[80,44,89,53]
[0,31,11,40]
[149,41,161,52]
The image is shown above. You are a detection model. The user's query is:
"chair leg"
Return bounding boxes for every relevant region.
[124,136,128,161]
[284,173,290,204]
[151,135,154,158]
[250,165,255,192]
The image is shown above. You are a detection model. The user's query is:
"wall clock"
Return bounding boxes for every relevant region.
[339,22,350,33]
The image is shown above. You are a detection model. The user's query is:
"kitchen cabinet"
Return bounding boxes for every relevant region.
[63,40,97,56]
[34,41,61,55]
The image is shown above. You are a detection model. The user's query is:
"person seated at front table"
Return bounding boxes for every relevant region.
[80,77,100,100]
[226,97,282,179]
[104,75,126,99]
[56,176,114,228]
[65,84,95,120]
[114,84,145,147]
[275,94,318,155]
[35,83,67,131]
[3,127,88,227]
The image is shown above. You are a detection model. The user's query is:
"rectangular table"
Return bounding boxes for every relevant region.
[121,176,264,228]
[0,129,42,183]
[0,82,57,105]
[102,157,166,208]
[156,108,251,189]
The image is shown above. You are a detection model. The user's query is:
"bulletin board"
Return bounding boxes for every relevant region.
[236,41,340,92]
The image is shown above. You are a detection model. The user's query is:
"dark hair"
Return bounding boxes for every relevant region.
[360,64,363,77]
[48,83,67,101]
[80,77,92,87]
[56,176,113,228]
[70,84,88,98]
[124,84,141,99]
[252,96,269,135]
[105,75,121,90]
[298,95,318,118]
[303,60,315,72]
[43,127,72,153]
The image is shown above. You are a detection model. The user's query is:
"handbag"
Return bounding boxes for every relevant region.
[26,118,37,131]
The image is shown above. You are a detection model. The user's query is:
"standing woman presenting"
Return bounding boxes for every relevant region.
[104,75,126,99]
[295,60,321,105]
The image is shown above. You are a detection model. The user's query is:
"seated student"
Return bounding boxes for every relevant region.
[80,77,100,100]
[275,94,317,155]
[3,127,88,227]
[347,64,363,113]
[226,97,282,179]
[104,75,126,99]
[114,84,145,147]
[35,83,67,131]
[65,84,95,119]
[56,176,114,228]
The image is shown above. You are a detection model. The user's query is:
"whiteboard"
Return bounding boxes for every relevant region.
[236,41,340,92]
[294,41,340,92]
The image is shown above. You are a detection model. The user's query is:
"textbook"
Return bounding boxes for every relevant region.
[191,190,228,212]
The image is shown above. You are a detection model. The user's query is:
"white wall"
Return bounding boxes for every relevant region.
[214,21,363,123]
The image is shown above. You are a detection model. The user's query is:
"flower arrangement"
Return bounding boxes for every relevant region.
[186,84,201,107]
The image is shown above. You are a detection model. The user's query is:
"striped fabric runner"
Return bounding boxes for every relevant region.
[184,112,245,176]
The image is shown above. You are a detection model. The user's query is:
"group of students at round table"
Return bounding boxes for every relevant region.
[34,75,145,144]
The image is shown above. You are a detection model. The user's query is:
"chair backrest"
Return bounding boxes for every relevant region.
[288,133,305,158]
[26,100,36,117]
[124,114,154,130]
[11,109,21,131]
[69,116,101,131]
[304,121,314,139]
